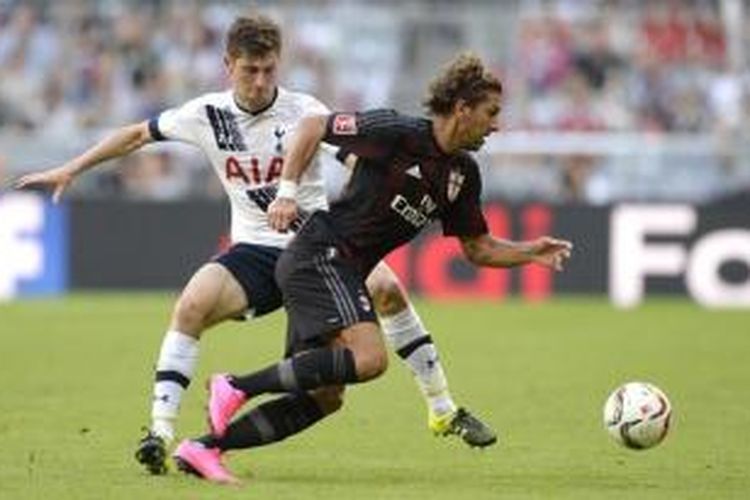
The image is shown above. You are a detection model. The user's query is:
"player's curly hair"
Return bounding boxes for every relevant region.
[423,52,503,116]
[226,15,282,59]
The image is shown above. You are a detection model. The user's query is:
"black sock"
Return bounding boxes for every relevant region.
[229,347,358,396]
[198,393,328,451]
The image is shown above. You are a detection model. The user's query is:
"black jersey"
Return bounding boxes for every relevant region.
[320,109,489,276]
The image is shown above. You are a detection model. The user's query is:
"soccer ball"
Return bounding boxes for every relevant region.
[603,381,672,450]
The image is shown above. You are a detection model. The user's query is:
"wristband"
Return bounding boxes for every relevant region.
[277,179,298,199]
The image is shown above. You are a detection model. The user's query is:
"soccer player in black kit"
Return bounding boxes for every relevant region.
[173,52,572,483]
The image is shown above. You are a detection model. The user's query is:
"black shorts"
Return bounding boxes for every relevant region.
[275,212,377,354]
[214,243,284,318]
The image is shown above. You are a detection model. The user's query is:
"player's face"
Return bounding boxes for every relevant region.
[226,51,280,111]
[459,92,501,151]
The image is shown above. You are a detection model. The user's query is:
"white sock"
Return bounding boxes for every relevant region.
[150,330,199,442]
[380,306,457,417]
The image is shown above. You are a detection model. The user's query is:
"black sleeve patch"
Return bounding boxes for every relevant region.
[148,116,167,141]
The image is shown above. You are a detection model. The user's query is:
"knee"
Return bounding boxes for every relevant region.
[367,275,407,317]
[172,294,209,337]
[337,323,389,381]
[354,346,389,381]
[312,385,345,414]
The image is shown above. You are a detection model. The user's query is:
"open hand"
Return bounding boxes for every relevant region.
[14,166,75,203]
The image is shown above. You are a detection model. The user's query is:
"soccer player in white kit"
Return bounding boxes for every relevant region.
[15,15,495,477]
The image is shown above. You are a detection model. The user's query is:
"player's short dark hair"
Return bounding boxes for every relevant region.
[423,52,503,116]
[226,15,282,59]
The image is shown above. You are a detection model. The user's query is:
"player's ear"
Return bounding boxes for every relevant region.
[454,99,472,121]
[453,99,466,118]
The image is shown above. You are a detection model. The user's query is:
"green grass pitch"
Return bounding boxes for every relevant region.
[1,294,748,499]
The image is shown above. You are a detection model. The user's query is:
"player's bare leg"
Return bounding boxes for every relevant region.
[136,263,248,474]
[367,262,497,448]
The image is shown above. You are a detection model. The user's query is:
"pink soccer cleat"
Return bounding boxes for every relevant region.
[207,373,247,437]
[173,440,239,485]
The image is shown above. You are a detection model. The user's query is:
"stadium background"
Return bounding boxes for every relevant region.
[1,0,749,307]
[1,2,749,499]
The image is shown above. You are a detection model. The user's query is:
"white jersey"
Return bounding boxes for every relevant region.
[150,87,330,248]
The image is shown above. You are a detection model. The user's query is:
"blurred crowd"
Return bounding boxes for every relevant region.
[1,0,748,202]
[510,1,738,134]
[495,0,750,202]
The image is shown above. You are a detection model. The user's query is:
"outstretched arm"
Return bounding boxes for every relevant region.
[14,121,153,202]
[268,114,328,232]
[460,234,573,271]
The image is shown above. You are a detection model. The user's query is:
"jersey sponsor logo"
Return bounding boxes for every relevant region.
[405,164,422,179]
[421,194,437,215]
[225,156,283,185]
[390,194,437,229]
[206,105,247,151]
[447,168,465,202]
[332,114,358,135]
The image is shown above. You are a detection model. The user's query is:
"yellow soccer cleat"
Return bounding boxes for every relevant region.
[429,407,498,448]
